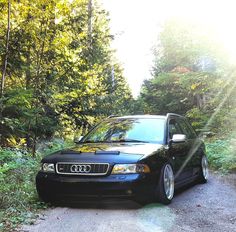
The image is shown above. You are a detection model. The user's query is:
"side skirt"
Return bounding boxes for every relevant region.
[174,174,199,189]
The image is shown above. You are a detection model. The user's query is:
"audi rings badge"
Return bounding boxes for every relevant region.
[70,164,91,173]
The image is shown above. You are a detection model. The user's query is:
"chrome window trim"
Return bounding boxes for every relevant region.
[56,162,110,176]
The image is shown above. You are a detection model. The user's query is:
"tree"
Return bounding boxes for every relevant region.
[0,0,11,143]
[0,0,133,148]
[0,0,10,98]
[139,18,236,133]
[152,18,226,75]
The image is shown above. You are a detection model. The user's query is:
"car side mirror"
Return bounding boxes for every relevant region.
[171,134,186,143]
[74,136,83,143]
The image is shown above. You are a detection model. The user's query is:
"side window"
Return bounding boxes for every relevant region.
[168,119,182,139]
[185,119,197,138]
[178,119,196,139]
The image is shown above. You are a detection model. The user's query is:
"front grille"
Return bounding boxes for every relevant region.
[56,163,109,176]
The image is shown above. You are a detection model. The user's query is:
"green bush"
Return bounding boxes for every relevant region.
[0,139,72,231]
[0,148,45,231]
[206,138,236,173]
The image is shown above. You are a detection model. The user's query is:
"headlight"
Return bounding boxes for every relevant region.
[42,163,55,173]
[112,164,150,174]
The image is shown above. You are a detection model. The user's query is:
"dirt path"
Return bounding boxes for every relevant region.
[21,173,236,232]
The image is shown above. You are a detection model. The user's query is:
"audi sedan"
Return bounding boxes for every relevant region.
[36,114,208,204]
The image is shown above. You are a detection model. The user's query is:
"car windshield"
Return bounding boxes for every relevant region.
[82,118,165,143]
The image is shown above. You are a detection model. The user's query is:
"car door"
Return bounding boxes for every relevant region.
[177,118,197,179]
[168,118,190,182]
[183,119,203,177]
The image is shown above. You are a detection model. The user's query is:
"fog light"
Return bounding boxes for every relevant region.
[42,163,55,173]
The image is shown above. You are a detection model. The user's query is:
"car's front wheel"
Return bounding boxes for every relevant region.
[36,181,52,203]
[155,163,175,205]
[37,188,52,203]
[198,155,208,183]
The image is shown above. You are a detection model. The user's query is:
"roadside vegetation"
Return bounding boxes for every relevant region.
[0,0,236,231]
[0,148,44,231]
[206,137,236,173]
[0,140,72,231]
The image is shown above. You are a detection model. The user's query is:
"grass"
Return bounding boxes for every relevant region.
[205,137,236,173]
[0,139,72,232]
[0,148,45,231]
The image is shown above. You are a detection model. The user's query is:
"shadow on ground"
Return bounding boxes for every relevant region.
[50,181,199,210]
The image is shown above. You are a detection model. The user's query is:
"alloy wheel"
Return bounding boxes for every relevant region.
[163,164,174,200]
[201,156,209,180]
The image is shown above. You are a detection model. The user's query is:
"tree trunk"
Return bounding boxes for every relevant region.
[87,0,92,47]
[0,0,11,145]
[31,19,48,156]
[0,0,11,98]
[25,47,31,89]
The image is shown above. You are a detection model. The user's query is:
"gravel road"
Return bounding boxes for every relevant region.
[21,173,236,232]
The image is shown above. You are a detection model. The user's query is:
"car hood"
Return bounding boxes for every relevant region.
[42,142,164,164]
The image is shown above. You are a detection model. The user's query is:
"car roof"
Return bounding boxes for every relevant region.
[109,113,184,120]
[111,115,167,119]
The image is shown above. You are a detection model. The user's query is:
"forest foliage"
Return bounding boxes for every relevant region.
[136,19,236,173]
[137,19,236,135]
[0,0,133,153]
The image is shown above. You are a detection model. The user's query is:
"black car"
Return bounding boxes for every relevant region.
[36,114,208,204]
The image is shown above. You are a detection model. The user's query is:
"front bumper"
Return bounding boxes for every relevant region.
[36,171,156,200]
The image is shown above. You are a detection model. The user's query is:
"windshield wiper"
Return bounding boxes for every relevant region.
[79,140,98,143]
[107,139,149,143]
[81,139,149,143]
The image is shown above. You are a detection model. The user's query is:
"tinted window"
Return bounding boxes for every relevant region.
[185,120,197,138]
[178,118,196,139]
[168,119,182,139]
[83,118,165,143]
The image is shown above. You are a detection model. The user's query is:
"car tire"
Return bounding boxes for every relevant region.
[36,183,52,203]
[154,163,175,205]
[37,189,52,203]
[198,155,208,184]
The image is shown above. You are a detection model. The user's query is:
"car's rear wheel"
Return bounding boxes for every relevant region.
[198,155,208,183]
[155,163,174,205]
